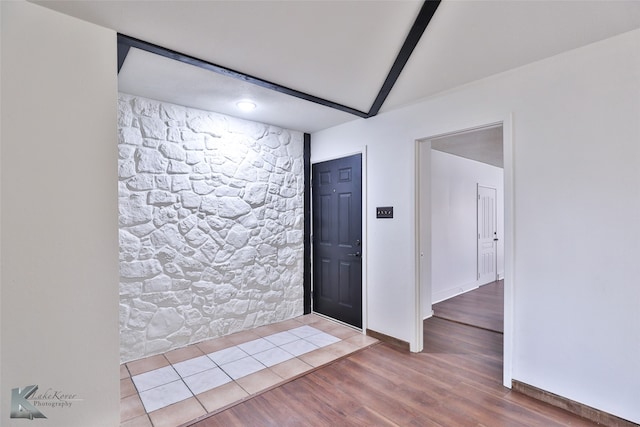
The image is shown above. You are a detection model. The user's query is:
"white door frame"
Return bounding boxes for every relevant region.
[415,115,514,387]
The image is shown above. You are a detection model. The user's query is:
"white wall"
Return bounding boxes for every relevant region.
[1,2,120,426]
[430,150,504,304]
[312,28,640,423]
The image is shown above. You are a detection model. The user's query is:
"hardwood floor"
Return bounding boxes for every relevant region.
[433,280,504,333]
[190,314,598,427]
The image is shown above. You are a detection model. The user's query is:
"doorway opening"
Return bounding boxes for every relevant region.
[417,120,513,387]
[429,124,504,304]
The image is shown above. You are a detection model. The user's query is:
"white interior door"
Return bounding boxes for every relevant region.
[477,185,498,285]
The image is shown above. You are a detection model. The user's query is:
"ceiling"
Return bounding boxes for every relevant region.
[34,0,640,133]
[431,125,503,168]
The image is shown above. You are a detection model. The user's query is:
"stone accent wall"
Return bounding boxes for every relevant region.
[118,94,304,362]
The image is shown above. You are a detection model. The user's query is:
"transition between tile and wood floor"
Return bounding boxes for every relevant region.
[120,314,378,427]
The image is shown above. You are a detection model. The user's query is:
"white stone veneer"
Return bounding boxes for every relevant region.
[118,94,304,362]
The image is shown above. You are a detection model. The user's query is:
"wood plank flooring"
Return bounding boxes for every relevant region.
[190,313,598,427]
[433,280,504,333]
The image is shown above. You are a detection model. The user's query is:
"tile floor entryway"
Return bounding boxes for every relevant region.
[120,314,379,427]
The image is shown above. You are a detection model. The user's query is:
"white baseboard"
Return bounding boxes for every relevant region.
[423,309,434,320]
[432,282,479,304]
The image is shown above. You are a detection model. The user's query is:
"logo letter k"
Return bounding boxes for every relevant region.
[10,385,47,419]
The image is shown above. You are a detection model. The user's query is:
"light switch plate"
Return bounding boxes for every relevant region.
[376,206,393,219]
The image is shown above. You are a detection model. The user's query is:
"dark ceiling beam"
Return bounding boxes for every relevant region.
[367,0,441,117]
[116,34,370,118]
[116,0,440,120]
[117,40,130,73]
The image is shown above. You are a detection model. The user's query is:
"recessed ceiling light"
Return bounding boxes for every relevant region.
[236,100,256,112]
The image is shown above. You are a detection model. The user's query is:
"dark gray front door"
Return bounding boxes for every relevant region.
[312,154,362,328]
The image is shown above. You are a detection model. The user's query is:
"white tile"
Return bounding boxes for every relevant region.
[304,332,341,348]
[183,367,232,395]
[263,331,299,346]
[220,357,266,380]
[280,339,318,356]
[288,325,322,339]
[237,337,275,355]
[252,347,295,367]
[207,346,249,366]
[131,366,180,392]
[172,355,217,378]
[138,379,192,413]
